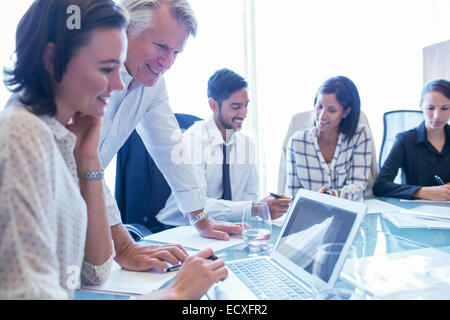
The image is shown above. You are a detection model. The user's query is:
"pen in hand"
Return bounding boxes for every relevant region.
[270,192,283,199]
[164,253,227,272]
[434,175,445,186]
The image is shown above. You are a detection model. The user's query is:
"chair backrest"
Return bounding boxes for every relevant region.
[277,110,378,195]
[378,110,424,171]
[114,113,202,233]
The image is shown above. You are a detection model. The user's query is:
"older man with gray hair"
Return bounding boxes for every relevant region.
[100,0,241,272]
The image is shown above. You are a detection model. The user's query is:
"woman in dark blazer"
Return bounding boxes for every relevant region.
[373,79,450,200]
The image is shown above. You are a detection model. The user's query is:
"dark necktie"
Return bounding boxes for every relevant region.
[222,143,232,200]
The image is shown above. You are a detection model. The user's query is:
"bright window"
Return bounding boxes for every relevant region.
[1,1,449,199]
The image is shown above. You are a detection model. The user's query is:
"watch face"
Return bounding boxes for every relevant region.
[190,211,207,225]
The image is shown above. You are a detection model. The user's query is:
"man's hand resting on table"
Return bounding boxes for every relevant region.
[193,217,242,241]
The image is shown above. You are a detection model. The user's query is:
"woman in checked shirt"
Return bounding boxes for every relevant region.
[284,76,373,200]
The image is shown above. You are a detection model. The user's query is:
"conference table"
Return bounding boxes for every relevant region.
[75,197,450,300]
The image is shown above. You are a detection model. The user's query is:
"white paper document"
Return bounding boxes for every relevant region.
[143,225,244,251]
[342,248,450,299]
[397,206,450,221]
[382,212,450,229]
[82,261,177,295]
[364,198,405,214]
[400,199,450,204]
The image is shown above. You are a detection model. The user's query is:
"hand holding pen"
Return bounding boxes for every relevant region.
[434,175,445,185]
[317,186,339,197]
[264,193,291,219]
[158,248,228,300]
[165,253,227,272]
[414,175,450,201]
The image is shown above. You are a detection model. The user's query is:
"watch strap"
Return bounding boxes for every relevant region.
[189,211,208,226]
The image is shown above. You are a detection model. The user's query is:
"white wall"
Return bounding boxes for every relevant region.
[0,1,34,108]
[165,0,450,198]
[165,0,247,120]
[249,0,450,196]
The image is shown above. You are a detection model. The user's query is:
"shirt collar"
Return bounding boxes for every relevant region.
[119,63,167,94]
[415,121,427,144]
[119,64,139,93]
[311,126,345,144]
[445,123,450,139]
[10,98,75,144]
[40,115,76,147]
[205,115,237,146]
[415,121,450,144]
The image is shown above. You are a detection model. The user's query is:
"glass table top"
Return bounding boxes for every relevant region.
[76,197,450,300]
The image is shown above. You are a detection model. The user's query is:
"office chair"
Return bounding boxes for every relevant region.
[378,110,424,170]
[277,110,378,196]
[115,113,202,241]
[377,110,424,184]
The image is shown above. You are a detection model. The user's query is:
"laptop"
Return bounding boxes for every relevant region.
[207,188,367,300]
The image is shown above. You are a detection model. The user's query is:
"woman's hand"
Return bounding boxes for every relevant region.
[318,186,340,197]
[141,248,228,300]
[66,112,102,170]
[414,184,450,201]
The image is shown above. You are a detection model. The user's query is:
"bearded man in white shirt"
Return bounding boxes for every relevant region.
[156,68,291,226]
[101,0,241,272]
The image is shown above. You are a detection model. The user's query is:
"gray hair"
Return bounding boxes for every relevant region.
[119,0,197,37]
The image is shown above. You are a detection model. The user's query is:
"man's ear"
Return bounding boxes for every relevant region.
[125,25,134,39]
[43,42,56,77]
[209,98,219,113]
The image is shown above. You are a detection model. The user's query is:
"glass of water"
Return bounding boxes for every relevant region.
[242,202,272,255]
[340,185,364,202]
[312,243,366,300]
[340,185,366,228]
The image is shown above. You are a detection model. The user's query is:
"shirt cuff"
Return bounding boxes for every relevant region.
[81,243,116,286]
[204,200,253,222]
[172,189,205,215]
[230,200,253,221]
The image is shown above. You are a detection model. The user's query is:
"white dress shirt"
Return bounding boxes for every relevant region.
[156,116,259,225]
[100,65,205,226]
[0,104,113,299]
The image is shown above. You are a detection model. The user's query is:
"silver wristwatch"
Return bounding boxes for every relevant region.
[189,211,208,226]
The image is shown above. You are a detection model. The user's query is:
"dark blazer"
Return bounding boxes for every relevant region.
[373,121,450,199]
[114,113,202,233]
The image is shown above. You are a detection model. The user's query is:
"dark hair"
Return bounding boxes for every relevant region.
[314,75,361,140]
[420,78,450,104]
[207,68,248,106]
[4,0,128,116]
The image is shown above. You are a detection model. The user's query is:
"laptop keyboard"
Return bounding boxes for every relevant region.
[227,257,311,300]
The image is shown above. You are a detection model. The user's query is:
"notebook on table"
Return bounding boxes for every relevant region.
[207,188,367,300]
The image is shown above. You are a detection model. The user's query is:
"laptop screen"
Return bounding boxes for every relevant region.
[273,196,357,283]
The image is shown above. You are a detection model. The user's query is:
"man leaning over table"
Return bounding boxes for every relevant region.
[156,68,291,226]
[100,0,241,272]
